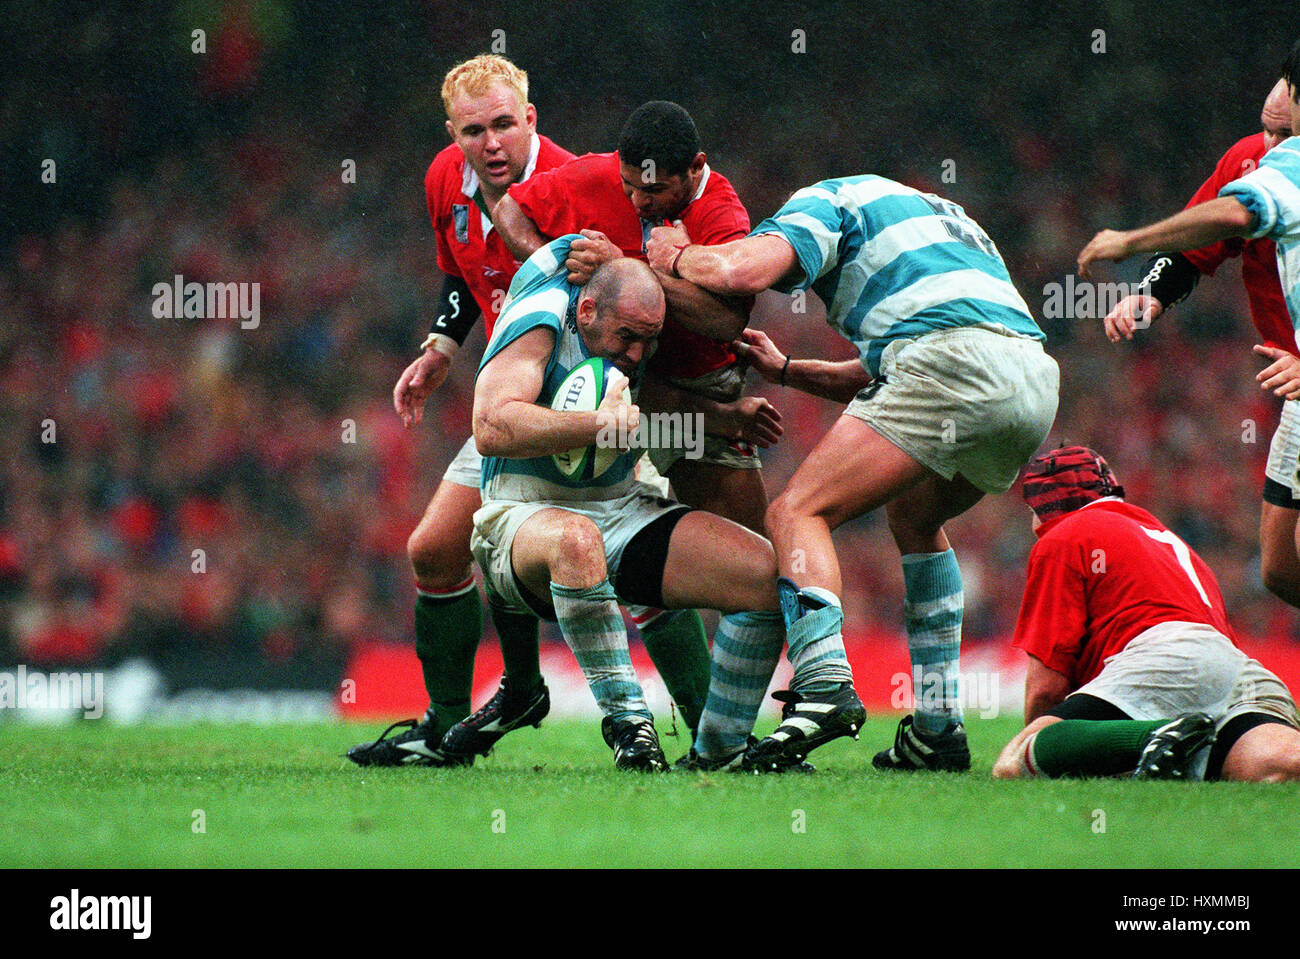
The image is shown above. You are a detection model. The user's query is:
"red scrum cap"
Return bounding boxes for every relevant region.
[1022,445,1125,519]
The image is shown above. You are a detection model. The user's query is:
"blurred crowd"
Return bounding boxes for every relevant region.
[3,1,1297,670]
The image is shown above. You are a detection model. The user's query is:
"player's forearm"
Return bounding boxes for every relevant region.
[474,401,602,459]
[658,387,731,435]
[658,274,749,340]
[782,358,873,404]
[675,240,768,297]
[1021,652,1073,723]
[492,195,548,262]
[1023,675,1071,723]
[1121,198,1257,258]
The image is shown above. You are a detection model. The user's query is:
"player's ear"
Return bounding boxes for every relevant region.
[525,103,537,131]
[445,119,456,141]
[690,152,707,176]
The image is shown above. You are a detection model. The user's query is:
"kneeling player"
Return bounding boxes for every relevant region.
[993,447,1300,782]
[462,239,791,770]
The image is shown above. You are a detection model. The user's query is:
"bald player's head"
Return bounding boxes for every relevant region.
[576,258,664,374]
[584,258,666,316]
[1262,77,1294,150]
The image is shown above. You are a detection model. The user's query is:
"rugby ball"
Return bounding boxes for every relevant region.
[550,357,631,480]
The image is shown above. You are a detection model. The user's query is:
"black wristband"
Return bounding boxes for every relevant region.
[1136,251,1200,311]
[430,273,482,346]
[780,356,791,386]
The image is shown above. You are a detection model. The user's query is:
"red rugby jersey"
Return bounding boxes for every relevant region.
[425,134,574,338]
[1179,132,1294,355]
[507,151,751,379]
[1012,499,1235,690]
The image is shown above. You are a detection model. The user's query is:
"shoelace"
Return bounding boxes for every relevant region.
[462,682,511,727]
[359,718,419,754]
[624,721,659,750]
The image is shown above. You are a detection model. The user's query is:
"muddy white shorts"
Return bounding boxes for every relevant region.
[844,324,1059,493]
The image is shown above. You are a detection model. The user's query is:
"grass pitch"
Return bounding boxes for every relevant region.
[2,716,1297,868]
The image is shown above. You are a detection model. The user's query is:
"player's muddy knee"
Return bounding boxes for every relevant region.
[551,515,607,583]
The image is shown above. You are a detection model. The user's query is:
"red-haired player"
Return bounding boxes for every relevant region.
[348,55,574,767]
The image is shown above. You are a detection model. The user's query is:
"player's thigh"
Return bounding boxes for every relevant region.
[885,472,985,554]
[770,414,931,531]
[667,459,768,534]
[509,507,608,597]
[1258,500,1300,581]
[408,479,481,572]
[1220,721,1300,782]
[659,511,779,613]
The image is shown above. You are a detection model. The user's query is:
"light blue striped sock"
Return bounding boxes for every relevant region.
[902,549,964,735]
[778,580,852,694]
[694,610,784,760]
[550,580,651,723]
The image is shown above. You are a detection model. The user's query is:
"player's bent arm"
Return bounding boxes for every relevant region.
[675,234,802,297]
[473,327,604,458]
[734,327,868,402]
[491,194,549,262]
[1022,654,1073,724]
[657,273,751,341]
[782,358,873,404]
[1122,197,1257,256]
[1078,198,1256,277]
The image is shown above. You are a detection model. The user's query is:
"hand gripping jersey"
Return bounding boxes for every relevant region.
[1012,499,1235,690]
[749,175,1044,377]
[477,235,647,497]
[1180,132,1293,355]
[507,152,751,380]
[425,133,575,337]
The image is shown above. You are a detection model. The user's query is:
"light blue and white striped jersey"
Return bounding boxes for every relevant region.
[750,176,1043,376]
[477,235,643,494]
[1220,137,1300,328]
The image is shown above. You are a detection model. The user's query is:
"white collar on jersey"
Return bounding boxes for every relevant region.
[461,132,542,199]
[690,162,711,203]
